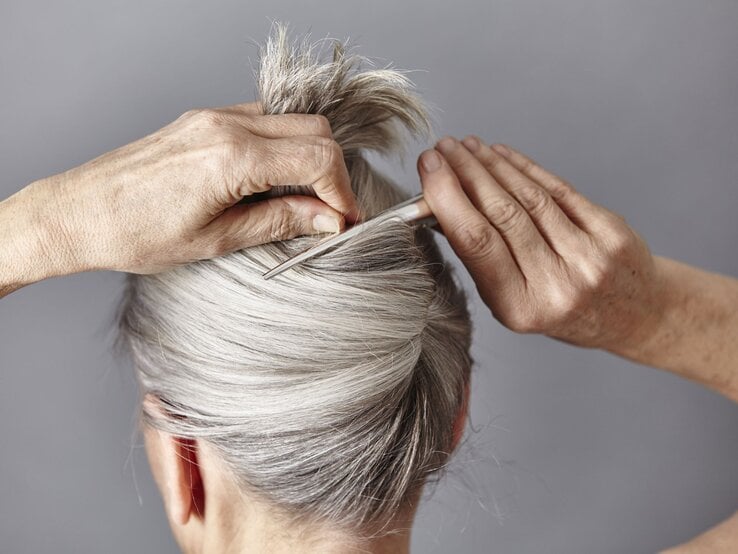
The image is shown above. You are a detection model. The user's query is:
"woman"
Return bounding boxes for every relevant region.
[1,27,736,554]
[116,26,471,553]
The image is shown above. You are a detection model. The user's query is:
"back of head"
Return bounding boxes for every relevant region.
[118,25,472,534]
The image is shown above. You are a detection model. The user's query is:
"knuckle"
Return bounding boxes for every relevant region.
[454,152,480,172]
[473,148,495,167]
[308,114,332,137]
[233,143,268,196]
[514,290,584,333]
[219,138,261,196]
[181,109,237,150]
[606,227,634,255]
[516,185,550,215]
[614,211,628,222]
[579,259,611,290]
[311,137,342,171]
[606,210,629,225]
[550,291,587,323]
[269,203,297,240]
[184,107,207,121]
[548,179,575,202]
[178,108,200,121]
[518,157,535,174]
[488,198,524,232]
[186,107,227,128]
[482,150,507,172]
[454,221,498,259]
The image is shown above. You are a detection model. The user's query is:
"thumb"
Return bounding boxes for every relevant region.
[206,195,345,253]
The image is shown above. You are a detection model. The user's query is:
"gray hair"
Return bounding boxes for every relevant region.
[118,25,472,534]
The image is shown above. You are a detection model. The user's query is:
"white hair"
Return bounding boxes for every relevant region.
[118,24,472,534]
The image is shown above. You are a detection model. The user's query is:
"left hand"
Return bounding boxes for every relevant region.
[417,136,664,351]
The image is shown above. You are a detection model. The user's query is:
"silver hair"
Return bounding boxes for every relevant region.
[118,24,472,534]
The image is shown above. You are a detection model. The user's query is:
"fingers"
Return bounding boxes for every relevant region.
[205,195,345,253]
[214,106,335,140]
[417,149,525,301]
[234,113,334,140]
[488,143,609,232]
[178,107,357,221]
[236,135,359,224]
[456,136,586,254]
[182,105,334,140]
[433,137,556,272]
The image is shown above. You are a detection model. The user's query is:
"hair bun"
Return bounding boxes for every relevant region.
[258,23,432,158]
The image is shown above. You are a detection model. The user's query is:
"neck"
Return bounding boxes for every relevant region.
[169,440,419,554]
[186,494,415,554]
[203,524,413,554]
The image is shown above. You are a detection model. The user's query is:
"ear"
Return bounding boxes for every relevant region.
[142,397,205,526]
[451,380,471,451]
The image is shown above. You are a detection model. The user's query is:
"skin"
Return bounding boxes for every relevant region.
[419,137,738,553]
[0,101,359,297]
[1,106,736,551]
[420,137,738,404]
[141,395,420,554]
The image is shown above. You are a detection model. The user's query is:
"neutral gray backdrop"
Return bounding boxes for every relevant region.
[1,1,737,553]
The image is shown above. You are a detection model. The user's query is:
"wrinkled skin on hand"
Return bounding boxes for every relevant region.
[418,137,664,351]
[33,102,358,275]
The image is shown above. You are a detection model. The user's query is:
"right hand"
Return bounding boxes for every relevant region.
[417,137,665,351]
[24,102,358,275]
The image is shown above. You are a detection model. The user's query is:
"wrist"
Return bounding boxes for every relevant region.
[0,176,87,294]
[610,256,738,402]
[0,188,43,295]
[602,255,676,361]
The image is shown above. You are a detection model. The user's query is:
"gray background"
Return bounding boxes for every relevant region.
[1,1,737,553]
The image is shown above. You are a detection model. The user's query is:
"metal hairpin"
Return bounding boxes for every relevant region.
[262,194,434,280]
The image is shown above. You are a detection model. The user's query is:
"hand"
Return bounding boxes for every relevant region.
[19,102,358,275]
[417,137,665,350]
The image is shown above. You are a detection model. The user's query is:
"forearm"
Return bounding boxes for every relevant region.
[612,255,738,403]
[0,177,80,298]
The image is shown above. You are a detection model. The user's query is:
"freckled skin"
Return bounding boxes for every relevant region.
[0,103,356,296]
[418,138,738,552]
[1,120,736,552]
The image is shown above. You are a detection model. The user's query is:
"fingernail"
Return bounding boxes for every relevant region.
[312,214,340,233]
[462,136,480,152]
[436,136,457,155]
[420,150,443,172]
[492,143,510,156]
